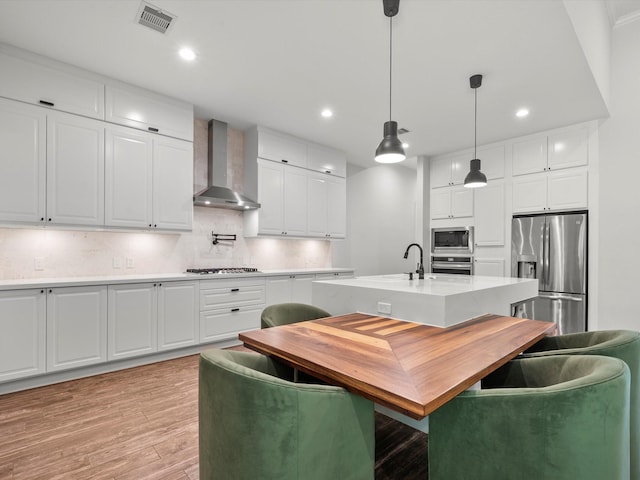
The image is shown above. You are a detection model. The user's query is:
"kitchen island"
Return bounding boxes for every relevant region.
[312,273,538,327]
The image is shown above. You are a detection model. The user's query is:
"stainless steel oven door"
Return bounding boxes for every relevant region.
[431,256,473,275]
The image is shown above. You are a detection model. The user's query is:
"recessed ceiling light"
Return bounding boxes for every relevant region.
[179,47,196,61]
[321,108,333,118]
[516,108,529,118]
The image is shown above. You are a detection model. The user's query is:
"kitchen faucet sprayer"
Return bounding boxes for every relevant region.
[403,243,425,279]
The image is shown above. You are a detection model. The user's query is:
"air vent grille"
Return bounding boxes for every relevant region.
[398,128,410,135]
[137,2,176,34]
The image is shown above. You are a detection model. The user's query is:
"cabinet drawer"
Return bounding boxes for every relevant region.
[0,49,104,119]
[105,84,194,141]
[200,305,262,343]
[200,279,265,310]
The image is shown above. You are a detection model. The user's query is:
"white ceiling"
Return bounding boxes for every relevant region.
[0,0,636,168]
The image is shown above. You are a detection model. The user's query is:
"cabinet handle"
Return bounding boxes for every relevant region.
[158,283,162,287]
[154,224,157,228]
[40,289,44,294]
[148,127,159,133]
[149,224,152,227]
[231,308,240,312]
[40,217,44,222]
[230,288,240,292]
[48,218,52,222]
[48,289,52,293]
[281,159,288,164]
[39,100,54,107]
[325,170,331,174]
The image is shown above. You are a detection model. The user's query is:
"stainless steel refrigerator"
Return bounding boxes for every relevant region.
[511,211,587,333]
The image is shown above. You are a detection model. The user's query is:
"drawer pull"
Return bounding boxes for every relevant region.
[231,308,240,312]
[281,159,288,163]
[230,288,240,292]
[39,100,54,107]
[148,127,159,133]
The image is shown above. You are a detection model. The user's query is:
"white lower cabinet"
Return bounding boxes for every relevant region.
[474,258,505,277]
[265,274,314,306]
[315,271,355,281]
[157,281,199,351]
[0,289,46,382]
[108,283,158,360]
[108,281,198,359]
[199,278,266,343]
[47,286,107,372]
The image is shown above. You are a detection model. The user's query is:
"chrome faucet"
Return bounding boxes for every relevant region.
[403,243,424,279]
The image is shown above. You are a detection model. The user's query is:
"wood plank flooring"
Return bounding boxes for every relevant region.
[0,351,428,480]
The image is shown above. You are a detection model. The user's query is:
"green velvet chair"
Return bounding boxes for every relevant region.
[521,330,640,480]
[428,355,630,480]
[260,302,331,329]
[199,349,374,480]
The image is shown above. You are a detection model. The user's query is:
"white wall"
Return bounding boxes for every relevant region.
[597,19,640,330]
[332,163,418,276]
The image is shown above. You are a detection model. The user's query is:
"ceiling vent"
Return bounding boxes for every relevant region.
[398,127,410,135]
[136,1,176,34]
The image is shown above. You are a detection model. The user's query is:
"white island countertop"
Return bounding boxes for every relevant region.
[312,273,538,327]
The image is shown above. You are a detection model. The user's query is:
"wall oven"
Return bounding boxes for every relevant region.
[431,227,474,254]
[431,255,474,275]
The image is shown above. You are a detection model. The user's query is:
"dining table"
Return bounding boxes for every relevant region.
[239,312,556,419]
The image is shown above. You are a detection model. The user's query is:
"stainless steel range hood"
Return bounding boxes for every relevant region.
[193,119,260,210]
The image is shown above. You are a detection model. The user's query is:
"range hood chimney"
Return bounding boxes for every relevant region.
[193,119,260,210]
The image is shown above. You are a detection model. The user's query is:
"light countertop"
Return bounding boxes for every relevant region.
[0,267,354,291]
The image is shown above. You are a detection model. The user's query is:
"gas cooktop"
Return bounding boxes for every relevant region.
[186,267,260,275]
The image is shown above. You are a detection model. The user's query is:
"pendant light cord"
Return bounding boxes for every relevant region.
[389,15,393,122]
[474,85,477,159]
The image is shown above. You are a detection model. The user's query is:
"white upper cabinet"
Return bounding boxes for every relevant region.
[512,129,588,176]
[512,136,547,176]
[308,172,346,238]
[512,169,588,214]
[547,129,589,170]
[431,154,467,188]
[257,129,307,168]
[105,126,154,228]
[244,126,347,239]
[431,186,473,220]
[474,181,505,246]
[105,84,193,141]
[477,145,505,180]
[152,136,193,231]
[46,111,105,226]
[307,144,347,177]
[0,48,105,120]
[0,98,46,223]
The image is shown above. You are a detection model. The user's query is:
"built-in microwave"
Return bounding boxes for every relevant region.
[431,227,474,254]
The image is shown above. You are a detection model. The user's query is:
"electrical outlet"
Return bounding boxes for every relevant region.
[112,257,122,269]
[377,302,392,315]
[34,257,44,271]
[126,257,134,269]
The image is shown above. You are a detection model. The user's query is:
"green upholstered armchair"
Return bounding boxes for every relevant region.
[260,302,331,329]
[199,349,374,480]
[428,355,630,480]
[521,329,640,480]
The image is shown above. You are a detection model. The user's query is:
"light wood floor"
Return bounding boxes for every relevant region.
[0,355,202,480]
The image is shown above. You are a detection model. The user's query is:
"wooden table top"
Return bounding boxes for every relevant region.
[239,313,555,419]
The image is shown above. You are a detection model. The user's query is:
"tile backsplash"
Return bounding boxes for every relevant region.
[0,121,332,280]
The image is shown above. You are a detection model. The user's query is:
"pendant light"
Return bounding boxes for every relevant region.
[375,0,405,164]
[464,74,487,188]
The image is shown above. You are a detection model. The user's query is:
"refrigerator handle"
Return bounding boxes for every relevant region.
[538,292,584,302]
[544,220,550,287]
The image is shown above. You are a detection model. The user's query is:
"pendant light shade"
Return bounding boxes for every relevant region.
[375,0,405,164]
[464,74,487,188]
[375,120,405,163]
